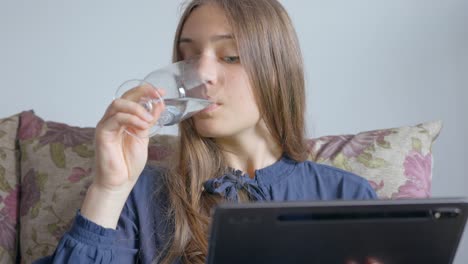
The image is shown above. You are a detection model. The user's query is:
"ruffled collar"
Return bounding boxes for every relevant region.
[203,168,267,202]
[202,155,297,202]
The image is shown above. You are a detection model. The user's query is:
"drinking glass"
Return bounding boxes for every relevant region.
[115,55,225,137]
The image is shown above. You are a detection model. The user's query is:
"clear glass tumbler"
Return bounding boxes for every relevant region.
[115,55,225,137]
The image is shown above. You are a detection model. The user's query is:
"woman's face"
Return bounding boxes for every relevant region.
[178,4,261,139]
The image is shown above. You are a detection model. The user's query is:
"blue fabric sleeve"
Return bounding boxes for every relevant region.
[352,177,378,200]
[33,210,138,264]
[32,166,170,264]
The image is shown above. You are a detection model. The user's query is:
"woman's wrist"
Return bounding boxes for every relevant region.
[80,182,131,229]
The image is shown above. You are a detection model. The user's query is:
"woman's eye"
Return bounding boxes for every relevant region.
[223,56,240,64]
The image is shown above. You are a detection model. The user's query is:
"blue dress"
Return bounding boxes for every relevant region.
[34,156,377,263]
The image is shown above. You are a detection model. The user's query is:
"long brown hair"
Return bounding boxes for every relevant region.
[158,0,307,263]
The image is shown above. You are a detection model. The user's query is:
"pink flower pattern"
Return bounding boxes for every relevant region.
[39,122,94,147]
[20,169,40,217]
[0,208,16,251]
[0,185,19,251]
[308,130,393,160]
[18,111,44,140]
[68,167,92,183]
[392,151,432,198]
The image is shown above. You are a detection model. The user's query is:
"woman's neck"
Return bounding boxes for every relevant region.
[215,121,282,178]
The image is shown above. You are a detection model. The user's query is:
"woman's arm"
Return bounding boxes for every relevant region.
[33,207,139,263]
[33,85,165,263]
[81,84,164,228]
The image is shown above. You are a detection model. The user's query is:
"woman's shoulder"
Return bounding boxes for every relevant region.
[292,159,377,199]
[300,160,366,183]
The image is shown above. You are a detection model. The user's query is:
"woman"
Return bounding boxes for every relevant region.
[35,0,377,263]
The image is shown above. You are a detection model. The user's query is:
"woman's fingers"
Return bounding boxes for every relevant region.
[120,83,165,102]
[98,100,165,136]
[98,112,152,134]
[104,99,155,124]
[110,83,165,119]
[97,84,167,137]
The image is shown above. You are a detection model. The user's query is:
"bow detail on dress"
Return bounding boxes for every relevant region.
[203,169,267,202]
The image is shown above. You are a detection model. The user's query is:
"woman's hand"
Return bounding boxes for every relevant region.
[93,84,164,193]
[81,84,164,228]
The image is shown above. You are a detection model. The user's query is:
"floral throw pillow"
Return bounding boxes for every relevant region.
[0,113,20,264]
[307,121,442,199]
[17,111,176,263]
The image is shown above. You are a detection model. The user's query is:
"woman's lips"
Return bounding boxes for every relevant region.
[200,103,221,113]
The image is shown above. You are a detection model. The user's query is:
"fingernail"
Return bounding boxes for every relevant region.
[144,112,154,121]
[152,98,163,104]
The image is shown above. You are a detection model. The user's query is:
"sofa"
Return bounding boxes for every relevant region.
[0,110,441,263]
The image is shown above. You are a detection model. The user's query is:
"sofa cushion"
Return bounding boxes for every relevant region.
[17,111,177,263]
[307,121,441,199]
[0,113,20,264]
[16,110,441,263]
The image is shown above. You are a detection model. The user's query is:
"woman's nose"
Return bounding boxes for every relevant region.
[184,55,224,99]
[196,55,221,86]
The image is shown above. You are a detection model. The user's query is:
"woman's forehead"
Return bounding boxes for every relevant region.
[180,4,233,42]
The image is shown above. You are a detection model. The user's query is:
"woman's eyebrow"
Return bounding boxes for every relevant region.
[178,34,235,45]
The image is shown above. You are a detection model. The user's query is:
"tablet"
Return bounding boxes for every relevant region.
[206,198,468,264]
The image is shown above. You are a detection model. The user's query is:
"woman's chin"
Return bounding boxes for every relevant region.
[194,120,230,138]
[195,125,225,138]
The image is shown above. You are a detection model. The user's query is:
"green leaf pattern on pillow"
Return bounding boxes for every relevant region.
[72,145,95,158]
[0,167,12,192]
[50,143,66,168]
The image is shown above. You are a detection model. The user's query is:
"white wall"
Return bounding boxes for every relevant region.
[281,0,468,198]
[1,0,467,262]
